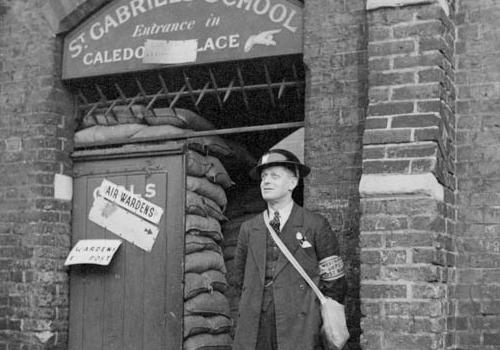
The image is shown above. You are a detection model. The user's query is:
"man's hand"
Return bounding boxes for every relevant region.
[244,29,282,52]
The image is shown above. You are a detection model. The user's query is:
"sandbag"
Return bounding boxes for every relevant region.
[185,234,221,255]
[186,191,227,222]
[189,229,223,242]
[184,291,231,317]
[183,333,232,350]
[184,270,228,300]
[205,156,235,190]
[185,250,226,274]
[186,191,209,217]
[150,108,215,131]
[202,196,227,222]
[187,136,233,158]
[130,124,189,139]
[224,139,257,166]
[186,177,227,208]
[145,108,188,128]
[74,124,147,145]
[184,315,233,339]
[81,104,148,127]
[186,214,222,234]
[187,150,213,177]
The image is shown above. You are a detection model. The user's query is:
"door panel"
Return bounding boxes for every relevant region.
[69,153,184,350]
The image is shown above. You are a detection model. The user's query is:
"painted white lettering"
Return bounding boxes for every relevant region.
[237,0,252,10]
[269,3,287,23]
[282,8,298,33]
[130,0,147,17]
[136,46,145,59]
[132,24,144,37]
[132,20,196,38]
[94,51,103,64]
[203,37,215,51]
[104,14,119,33]
[115,5,131,24]
[69,33,86,58]
[215,36,228,49]
[205,0,299,33]
[90,22,105,40]
[81,46,144,65]
[83,53,93,65]
[103,50,113,63]
[253,0,270,15]
[123,47,135,60]
[145,183,156,198]
[153,23,162,34]
[229,34,239,48]
[199,34,239,52]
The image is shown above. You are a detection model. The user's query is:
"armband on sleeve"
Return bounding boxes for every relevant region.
[319,255,345,281]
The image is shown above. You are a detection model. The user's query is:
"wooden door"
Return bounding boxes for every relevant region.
[69,150,185,350]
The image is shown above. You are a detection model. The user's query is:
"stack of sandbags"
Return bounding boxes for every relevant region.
[74,107,234,154]
[80,104,149,128]
[74,104,148,144]
[184,150,235,350]
[221,186,266,324]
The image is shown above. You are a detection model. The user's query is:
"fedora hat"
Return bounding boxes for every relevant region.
[249,149,310,180]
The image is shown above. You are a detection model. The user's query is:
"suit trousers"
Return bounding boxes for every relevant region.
[255,287,277,350]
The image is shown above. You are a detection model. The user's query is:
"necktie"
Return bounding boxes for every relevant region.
[269,211,281,234]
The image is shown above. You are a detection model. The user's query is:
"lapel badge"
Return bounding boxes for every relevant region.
[296,232,312,248]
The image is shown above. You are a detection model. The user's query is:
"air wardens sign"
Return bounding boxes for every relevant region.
[62,0,303,79]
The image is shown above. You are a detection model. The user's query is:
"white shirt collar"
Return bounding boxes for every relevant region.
[266,201,294,231]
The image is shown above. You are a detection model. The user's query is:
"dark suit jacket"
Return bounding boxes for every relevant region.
[233,203,346,350]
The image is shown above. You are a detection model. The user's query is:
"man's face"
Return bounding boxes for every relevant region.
[260,166,298,203]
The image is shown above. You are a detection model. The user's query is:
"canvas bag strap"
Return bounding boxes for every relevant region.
[264,217,326,304]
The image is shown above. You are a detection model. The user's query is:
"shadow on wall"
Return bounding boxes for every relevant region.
[303,0,369,347]
[305,0,368,350]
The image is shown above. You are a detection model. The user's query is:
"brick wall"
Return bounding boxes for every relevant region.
[304,1,367,348]
[360,1,457,349]
[455,0,500,348]
[0,1,74,348]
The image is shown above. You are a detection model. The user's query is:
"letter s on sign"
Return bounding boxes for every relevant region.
[145,183,156,198]
[68,33,86,58]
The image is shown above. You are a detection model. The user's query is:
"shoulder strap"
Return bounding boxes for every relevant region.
[264,217,326,304]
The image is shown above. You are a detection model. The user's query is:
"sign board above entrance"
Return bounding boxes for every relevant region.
[62,0,303,79]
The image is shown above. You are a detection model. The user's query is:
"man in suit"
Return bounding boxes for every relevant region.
[233,149,347,350]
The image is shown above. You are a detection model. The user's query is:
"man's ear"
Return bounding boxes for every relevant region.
[289,176,298,192]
